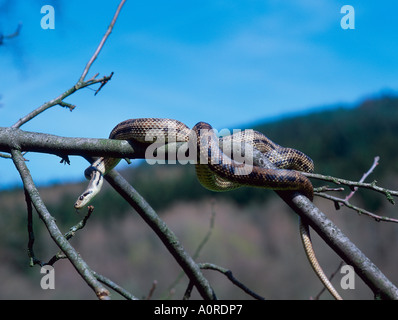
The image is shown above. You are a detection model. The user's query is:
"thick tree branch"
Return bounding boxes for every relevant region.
[0,127,144,159]
[246,151,398,299]
[277,191,398,299]
[11,149,111,300]
[100,166,216,300]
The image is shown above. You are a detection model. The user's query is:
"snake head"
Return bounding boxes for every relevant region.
[74,170,104,209]
[74,190,94,209]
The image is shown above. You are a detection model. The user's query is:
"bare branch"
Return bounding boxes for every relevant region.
[316,192,398,223]
[310,156,397,223]
[11,74,113,129]
[47,205,95,265]
[25,188,44,267]
[10,0,123,128]
[3,22,22,40]
[92,270,139,300]
[146,280,158,300]
[345,156,380,201]
[11,149,111,300]
[0,126,143,159]
[101,166,216,300]
[78,0,126,83]
[94,72,114,95]
[58,101,76,112]
[278,191,398,299]
[198,263,265,300]
[166,201,216,294]
[246,148,398,299]
[0,22,22,45]
[2,0,138,301]
[303,171,398,203]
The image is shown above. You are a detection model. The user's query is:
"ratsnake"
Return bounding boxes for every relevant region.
[74,118,342,300]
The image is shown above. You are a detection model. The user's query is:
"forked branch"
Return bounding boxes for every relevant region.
[11,149,111,300]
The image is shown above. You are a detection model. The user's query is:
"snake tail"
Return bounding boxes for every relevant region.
[299,220,343,300]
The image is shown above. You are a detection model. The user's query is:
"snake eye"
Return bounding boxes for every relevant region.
[84,167,95,179]
[79,195,84,200]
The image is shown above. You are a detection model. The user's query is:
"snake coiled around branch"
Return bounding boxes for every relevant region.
[74,118,342,300]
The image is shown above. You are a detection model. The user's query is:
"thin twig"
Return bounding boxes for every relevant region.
[345,156,380,201]
[313,156,398,223]
[95,72,114,95]
[183,281,195,300]
[25,188,44,267]
[198,263,265,300]
[146,280,158,300]
[0,151,28,159]
[47,206,95,265]
[4,22,22,40]
[303,171,398,203]
[166,200,217,295]
[65,205,94,240]
[193,200,216,260]
[11,74,113,129]
[11,1,123,129]
[316,192,398,223]
[58,101,76,112]
[0,22,22,45]
[78,0,126,83]
[92,270,139,300]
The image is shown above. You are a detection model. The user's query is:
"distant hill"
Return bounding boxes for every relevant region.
[255,94,398,179]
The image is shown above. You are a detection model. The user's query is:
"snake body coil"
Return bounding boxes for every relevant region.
[74,118,314,208]
[74,118,341,299]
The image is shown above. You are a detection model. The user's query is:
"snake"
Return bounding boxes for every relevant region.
[74,118,342,300]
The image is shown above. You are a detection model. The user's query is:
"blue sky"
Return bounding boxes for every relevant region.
[1,0,398,188]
